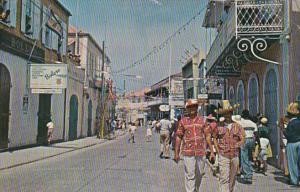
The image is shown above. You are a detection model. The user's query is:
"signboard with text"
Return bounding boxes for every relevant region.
[29,64,67,89]
[214,66,241,77]
[169,79,184,106]
[198,94,208,99]
[208,93,223,100]
[31,89,63,94]
[159,105,170,112]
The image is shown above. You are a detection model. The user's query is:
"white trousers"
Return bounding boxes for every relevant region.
[184,156,205,192]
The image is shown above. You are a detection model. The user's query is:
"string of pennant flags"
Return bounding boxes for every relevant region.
[113,5,208,74]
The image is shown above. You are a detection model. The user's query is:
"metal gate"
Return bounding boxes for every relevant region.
[248,77,259,117]
[0,64,11,149]
[264,69,279,162]
[68,95,78,141]
[87,100,92,137]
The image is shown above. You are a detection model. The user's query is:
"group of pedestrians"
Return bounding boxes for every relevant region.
[174,99,300,192]
[127,99,300,191]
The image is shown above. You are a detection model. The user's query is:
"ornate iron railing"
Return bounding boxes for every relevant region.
[206,0,284,72]
[236,0,284,36]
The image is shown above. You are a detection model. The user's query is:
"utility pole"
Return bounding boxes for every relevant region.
[123,79,126,96]
[98,40,105,138]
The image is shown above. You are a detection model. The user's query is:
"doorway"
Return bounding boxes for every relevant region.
[87,100,92,137]
[69,95,78,140]
[0,64,11,149]
[37,94,52,145]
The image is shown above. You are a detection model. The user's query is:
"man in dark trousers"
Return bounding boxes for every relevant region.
[284,102,300,186]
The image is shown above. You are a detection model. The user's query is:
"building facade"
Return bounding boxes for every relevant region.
[0,0,71,149]
[202,0,300,167]
[68,28,111,138]
[145,72,184,120]
[116,89,149,126]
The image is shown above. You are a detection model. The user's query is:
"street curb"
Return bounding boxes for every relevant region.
[0,131,128,171]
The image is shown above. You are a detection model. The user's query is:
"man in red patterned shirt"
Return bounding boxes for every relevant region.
[174,99,215,192]
[212,100,245,192]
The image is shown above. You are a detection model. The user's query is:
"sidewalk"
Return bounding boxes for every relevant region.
[0,129,127,171]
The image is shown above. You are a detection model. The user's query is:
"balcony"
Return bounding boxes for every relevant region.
[205,0,284,77]
[147,97,169,107]
[236,0,284,36]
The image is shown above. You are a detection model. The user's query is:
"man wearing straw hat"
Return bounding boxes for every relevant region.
[212,100,245,192]
[284,102,300,186]
[174,99,215,192]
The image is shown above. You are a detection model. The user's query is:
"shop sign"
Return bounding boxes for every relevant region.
[169,80,184,106]
[198,94,208,99]
[31,89,63,94]
[29,64,67,89]
[214,66,241,77]
[159,105,170,112]
[208,93,223,100]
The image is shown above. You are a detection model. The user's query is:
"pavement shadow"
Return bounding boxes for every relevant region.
[272,170,286,176]
[274,176,290,185]
[46,145,80,150]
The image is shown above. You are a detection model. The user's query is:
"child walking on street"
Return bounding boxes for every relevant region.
[128,122,137,143]
[146,121,153,142]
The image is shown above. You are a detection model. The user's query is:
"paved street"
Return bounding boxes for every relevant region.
[0,127,299,192]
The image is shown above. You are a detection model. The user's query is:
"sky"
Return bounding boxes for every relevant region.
[60,0,216,93]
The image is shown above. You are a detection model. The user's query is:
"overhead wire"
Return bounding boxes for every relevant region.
[113,3,209,75]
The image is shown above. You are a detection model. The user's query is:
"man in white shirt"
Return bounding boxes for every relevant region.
[159,114,172,159]
[239,109,258,184]
[128,122,137,143]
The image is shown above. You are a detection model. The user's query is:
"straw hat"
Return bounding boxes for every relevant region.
[214,100,240,114]
[232,115,242,124]
[260,117,268,124]
[185,99,198,108]
[287,102,299,115]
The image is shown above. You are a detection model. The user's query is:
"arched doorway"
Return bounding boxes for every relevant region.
[69,95,78,140]
[264,68,279,162]
[248,75,259,117]
[236,80,245,115]
[87,100,92,137]
[0,64,11,149]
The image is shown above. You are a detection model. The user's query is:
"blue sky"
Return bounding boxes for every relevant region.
[60,0,215,92]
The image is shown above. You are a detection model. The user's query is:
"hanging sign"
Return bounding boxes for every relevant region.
[159,105,170,112]
[214,66,241,77]
[29,64,67,89]
[169,80,184,106]
[31,89,63,94]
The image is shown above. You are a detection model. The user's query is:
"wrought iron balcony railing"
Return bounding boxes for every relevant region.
[236,0,284,36]
[206,0,284,73]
